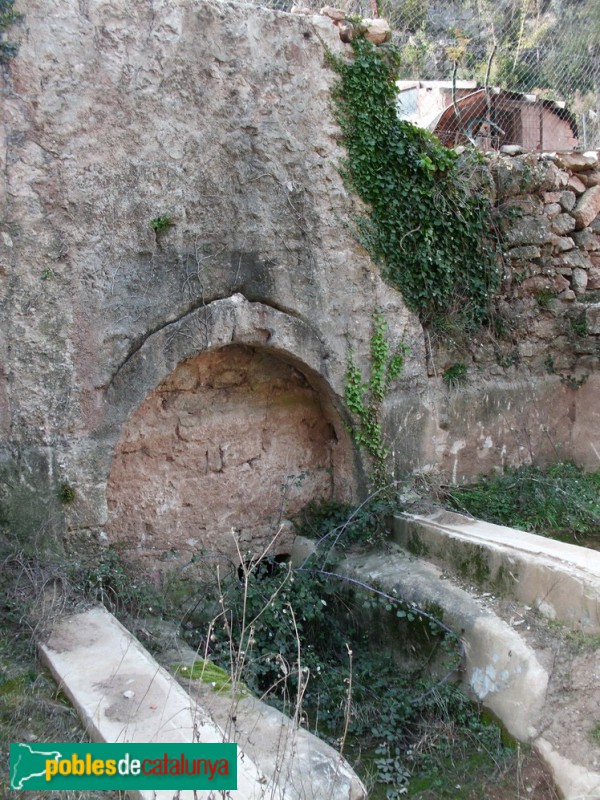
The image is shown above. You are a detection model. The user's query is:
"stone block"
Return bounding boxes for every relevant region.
[544,202,561,218]
[555,152,599,172]
[582,171,600,187]
[573,185,600,230]
[572,229,600,251]
[571,267,588,294]
[506,245,541,260]
[585,303,600,335]
[504,215,551,247]
[559,191,576,211]
[361,18,391,43]
[550,235,575,253]
[543,192,561,203]
[551,213,577,236]
[587,266,600,290]
[320,5,346,19]
[553,249,591,269]
[568,174,587,194]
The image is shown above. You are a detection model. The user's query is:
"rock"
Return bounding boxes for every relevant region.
[550,213,577,236]
[559,191,576,211]
[571,267,588,294]
[543,192,561,203]
[521,276,553,293]
[552,274,571,293]
[544,202,561,218]
[585,303,600,335]
[337,19,354,42]
[320,5,346,20]
[500,145,524,155]
[361,18,391,44]
[558,289,576,301]
[572,185,600,230]
[504,216,551,247]
[568,174,587,194]
[587,266,600,290]
[581,171,600,187]
[554,153,599,172]
[572,229,600,251]
[550,235,575,253]
[506,245,541,260]
[552,250,591,270]
[291,6,314,14]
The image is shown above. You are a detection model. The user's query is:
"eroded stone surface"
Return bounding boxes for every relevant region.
[107,345,354,565]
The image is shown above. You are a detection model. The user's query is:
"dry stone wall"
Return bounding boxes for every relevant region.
[491,150,600,375]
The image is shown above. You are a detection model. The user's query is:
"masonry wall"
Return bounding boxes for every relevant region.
[0,0,599,563]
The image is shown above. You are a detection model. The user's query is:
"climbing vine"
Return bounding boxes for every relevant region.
[328,38,500,327]
[0,0,21,62]
[345,311,407,488]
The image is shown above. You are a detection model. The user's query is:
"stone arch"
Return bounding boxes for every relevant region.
[103,295,359,567]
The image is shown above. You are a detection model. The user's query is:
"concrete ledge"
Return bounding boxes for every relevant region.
[394,510,600,632]
[340,549,548,743]
[340,547,600,800]
[39,607,274,799]
[38,606,365,800]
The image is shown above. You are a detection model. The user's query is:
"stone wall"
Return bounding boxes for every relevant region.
[430,150,600,378]
[414,149,600,482]
[1,0,599,564]
[0,0,416,562]
[492,150,600,373]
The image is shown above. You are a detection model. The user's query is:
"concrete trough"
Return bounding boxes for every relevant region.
[38,606,365,800]
[340,546,600,799]
[394,510,600,632]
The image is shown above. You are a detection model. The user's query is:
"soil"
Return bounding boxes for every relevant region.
[482,749,560,800]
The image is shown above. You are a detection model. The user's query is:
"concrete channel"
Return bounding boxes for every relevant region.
[342,510,600,800]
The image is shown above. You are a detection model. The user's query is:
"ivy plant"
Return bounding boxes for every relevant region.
[0,0,22,62]
[328,38,500,328]
[345,311,407,488]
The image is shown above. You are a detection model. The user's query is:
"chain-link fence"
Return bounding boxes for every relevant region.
[269,0,600,151]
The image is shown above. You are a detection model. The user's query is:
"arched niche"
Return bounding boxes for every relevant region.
[105,324,358,568]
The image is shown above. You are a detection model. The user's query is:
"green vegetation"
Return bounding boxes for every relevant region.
[174,659,249,696]
[345,311,407,488]
[0,0,22,62]
[442,362,468,388]
[188,500,516,798]
[328,38,499,328]
[535,289,556,309]
[58,482,76,505]
[149,215,174,232]
[41,267,56,281]
[0,546,125,798]
[0,508,549,798]
[446,462,600,544]
[570,315,589,338]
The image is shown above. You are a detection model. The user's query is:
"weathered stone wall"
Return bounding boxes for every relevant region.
[491,150,600,373]
[0,0,417,561]
[1,0,600,564]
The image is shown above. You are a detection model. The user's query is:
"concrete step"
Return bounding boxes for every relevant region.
[341,546,600,800]
[394,510,600,632]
